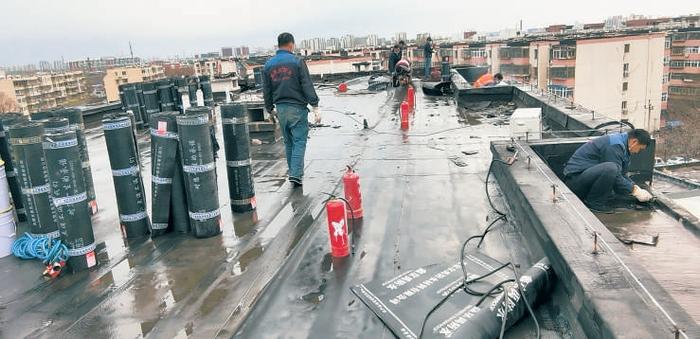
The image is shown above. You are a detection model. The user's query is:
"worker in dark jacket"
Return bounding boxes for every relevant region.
[263,32,320,187]
[563,129,653,213]
[388,45,401,73]
[423,37,434,79]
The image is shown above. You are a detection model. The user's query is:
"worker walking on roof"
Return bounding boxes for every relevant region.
[563,129,653,213]
[423,37,434,79]
[388,45,401,74]
[263,32,320,188]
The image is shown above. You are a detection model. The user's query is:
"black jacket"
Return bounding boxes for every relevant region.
[262,50,319,112]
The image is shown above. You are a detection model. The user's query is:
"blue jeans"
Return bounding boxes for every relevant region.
[276,104,309,179]
[424,56,432,78]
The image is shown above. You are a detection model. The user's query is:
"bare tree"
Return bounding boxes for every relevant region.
[0,92,18,113]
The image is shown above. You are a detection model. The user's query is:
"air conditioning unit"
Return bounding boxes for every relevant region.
[510,107,542,140]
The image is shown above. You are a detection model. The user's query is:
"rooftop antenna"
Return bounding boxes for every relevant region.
[129,41,134,59]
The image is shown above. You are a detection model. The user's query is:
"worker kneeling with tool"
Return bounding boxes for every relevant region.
[563,128,653,213]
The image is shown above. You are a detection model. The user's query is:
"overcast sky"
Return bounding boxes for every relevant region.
[0,0,694,65]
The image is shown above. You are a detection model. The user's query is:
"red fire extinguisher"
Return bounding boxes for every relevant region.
[326,199,349,257]
[400,101,409,130]
[407,86,415,110]
[343,166,363,220]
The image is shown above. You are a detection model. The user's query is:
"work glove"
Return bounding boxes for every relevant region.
[632,185,653,202]
[312,107,321,124]
[268,109,277,123]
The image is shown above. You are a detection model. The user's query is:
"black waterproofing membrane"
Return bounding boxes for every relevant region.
[142,81,161,125]
[0,113,29,221]
[149,112,190,236]
[171,150,191,234]
[185,106,220,159]
[38,117,70,134]
[221,103,256,212]
[174,77,188,112]
[351,253,553,339]
[103,115,151,238]
[52,108,98,215]
[199,75,214,107]
[188,78,199,107]
[176,112,221,238]
[158,79,176,112]
[119,83,144,124]
[8,122,58,238]
[43,130,97,272]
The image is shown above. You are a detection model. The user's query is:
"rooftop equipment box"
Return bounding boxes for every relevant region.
[510,107,542,140]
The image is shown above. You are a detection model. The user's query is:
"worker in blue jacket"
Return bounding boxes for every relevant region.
[563,129,653,213]
[263,32,320,188]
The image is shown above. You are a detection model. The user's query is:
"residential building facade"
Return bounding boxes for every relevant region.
[0,71,86,114]
[103,65,165,102]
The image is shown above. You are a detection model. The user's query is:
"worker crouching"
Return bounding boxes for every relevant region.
[563,129,653,213]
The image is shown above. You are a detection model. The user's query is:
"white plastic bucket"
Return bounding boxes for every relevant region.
[0,207,16,258]
[0,161,11,212]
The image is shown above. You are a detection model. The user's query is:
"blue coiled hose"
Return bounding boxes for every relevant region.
[11,233,68,264]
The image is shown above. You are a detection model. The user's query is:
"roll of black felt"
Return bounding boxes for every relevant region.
[149,112,179,237]
[221,103,256,212]
[8,122,58,238]
[0,113,29,221]
[103,115,151,238]
[176,112,221,238]
[52,108,98,215]
[43,130,98,272]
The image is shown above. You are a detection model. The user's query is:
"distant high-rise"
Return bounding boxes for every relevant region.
[395,32,407,43]
[341,34,355,49]
[222,47,233,57]
[367,34,379,47]
[234,46,250,58]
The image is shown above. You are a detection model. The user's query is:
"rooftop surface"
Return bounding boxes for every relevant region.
[0,77,698,338]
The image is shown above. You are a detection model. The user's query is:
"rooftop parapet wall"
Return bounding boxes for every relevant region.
[490,141,699,339]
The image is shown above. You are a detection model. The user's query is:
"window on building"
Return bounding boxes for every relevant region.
[623,63,629,78]
[624,44,630,53]
[662,92,668,102]
[534,49,538,60]
[622,82,628,91]
[122,71,126,76]
[688,46,700,54]
[665,37,672,49]
[621,101,628,113]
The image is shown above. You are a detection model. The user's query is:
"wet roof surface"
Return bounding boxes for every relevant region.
[0,77,603,339]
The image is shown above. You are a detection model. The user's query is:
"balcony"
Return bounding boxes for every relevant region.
[499,47,529,60]
[550,46,576,60]
[549,66,576,79]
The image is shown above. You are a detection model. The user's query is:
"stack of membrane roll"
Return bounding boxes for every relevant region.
[0,113,29,221]
[150,112,190,236]
[45,108,98,215]
[178,108,221,238]
[221,103,256,212]
[102,114,151,238]
[43,129,98,271]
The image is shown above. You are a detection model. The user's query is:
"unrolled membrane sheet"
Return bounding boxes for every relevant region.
[350,253,553,339]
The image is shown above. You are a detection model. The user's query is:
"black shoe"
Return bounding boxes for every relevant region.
[289,176,303,188]
[585,202,614,214]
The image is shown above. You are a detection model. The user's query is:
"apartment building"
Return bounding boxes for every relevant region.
[0,71,86,114]
[574,33,665,131]
[667,29,700,117]
[103,65,165,102]
[68,57,141,72]
[192,59,237,77]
